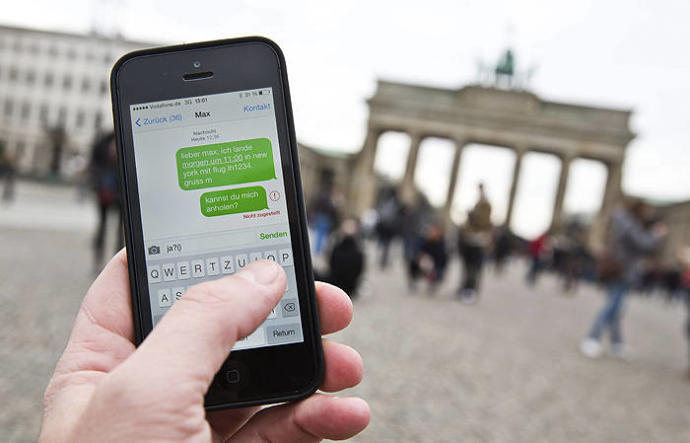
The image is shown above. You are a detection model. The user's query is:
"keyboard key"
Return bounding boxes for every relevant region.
[268,307,278,319]
[148,265,162,283]
[234,327,266,348]
[162,263,176,281]
[279,248,293,266]
[206,257,220,276]
[249,251,262,262]
[177,261,190,280]
[266,324,301,344]
[191,259,205,278]
[281,299,299,317]
[172,286,185,301]
[235,254,249,269]
[157,288,172,307]
[221,255,235,274]
[264,250,278,261]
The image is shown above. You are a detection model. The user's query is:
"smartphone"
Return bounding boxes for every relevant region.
[110,37,324,409]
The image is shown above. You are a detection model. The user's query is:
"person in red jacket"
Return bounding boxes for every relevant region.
[526,231,550,286]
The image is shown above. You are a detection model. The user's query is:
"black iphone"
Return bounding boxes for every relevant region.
[110,37,324,409]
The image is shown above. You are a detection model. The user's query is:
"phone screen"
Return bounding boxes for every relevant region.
[129,87,304,351]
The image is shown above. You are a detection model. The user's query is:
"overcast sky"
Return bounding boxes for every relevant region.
[5,0,689,237]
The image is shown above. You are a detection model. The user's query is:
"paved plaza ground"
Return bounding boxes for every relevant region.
[1,180,689,442]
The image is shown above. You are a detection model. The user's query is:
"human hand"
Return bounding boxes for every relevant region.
[652,222,668,238]
[39,250,369,442]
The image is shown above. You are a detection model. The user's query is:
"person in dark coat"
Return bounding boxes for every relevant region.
[375,189,402,269]
[0,143,16,202]
[89,132,123,271]
[492,225,512,275]
[408,223,448,293]
[308,186,339,255]
[326,219,365,298]
[457,183,493,304]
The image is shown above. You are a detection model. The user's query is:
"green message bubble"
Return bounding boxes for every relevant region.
[176,138,276,190]
[200,186,269,217]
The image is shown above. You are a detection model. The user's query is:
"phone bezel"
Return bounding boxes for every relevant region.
[110,37,324,409]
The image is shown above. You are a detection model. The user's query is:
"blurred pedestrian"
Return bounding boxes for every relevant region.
[308,184,340,256]
[408,222,448,293]
[560,220,590,293]
[89,132,123,272]
[581,199,667,359]
[0,142,16,202]
[401,195,433,275]
[526,231,550,286]
[677,246,690,378]
[457,183,493,304]
[375,188,402,269]
[492,225,512,275]
[683,267,690,379]
[324,219,366,298]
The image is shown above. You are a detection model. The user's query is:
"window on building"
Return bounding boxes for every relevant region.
[9,67,18,82]
[44,72,54,88]
[4,99,14,117]
[63,75,72,91]
[81,78,91,93]
[99,80,107,96]
[40,103,49,123]
[103,52,112,63]
[94,111,103,129]
[48,46,58,57]
[76,110,85,128]
[20,102,31,121]
[13,39,23,53]
[26,70,36,85]
[14,141,25,164]
[58,106,67,126]
[29,43,39,55]
[67,47,77,59]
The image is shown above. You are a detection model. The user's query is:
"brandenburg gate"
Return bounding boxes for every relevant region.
[350,80,635,241]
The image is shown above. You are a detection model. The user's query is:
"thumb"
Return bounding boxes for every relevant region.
[120,259,286,387]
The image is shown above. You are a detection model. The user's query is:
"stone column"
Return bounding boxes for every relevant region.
[550,154,574,229]
[442,138,466,224]
[350,126,382,215]
[399,132,423,204]
[589,159,623,251]
[601,160,623,213]
[505,147,526,228]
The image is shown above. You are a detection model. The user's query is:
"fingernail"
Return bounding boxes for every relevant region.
[236,260,280,285]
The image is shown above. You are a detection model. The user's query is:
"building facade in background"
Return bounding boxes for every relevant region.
[658,200,690,267]
[0,25,150,176]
